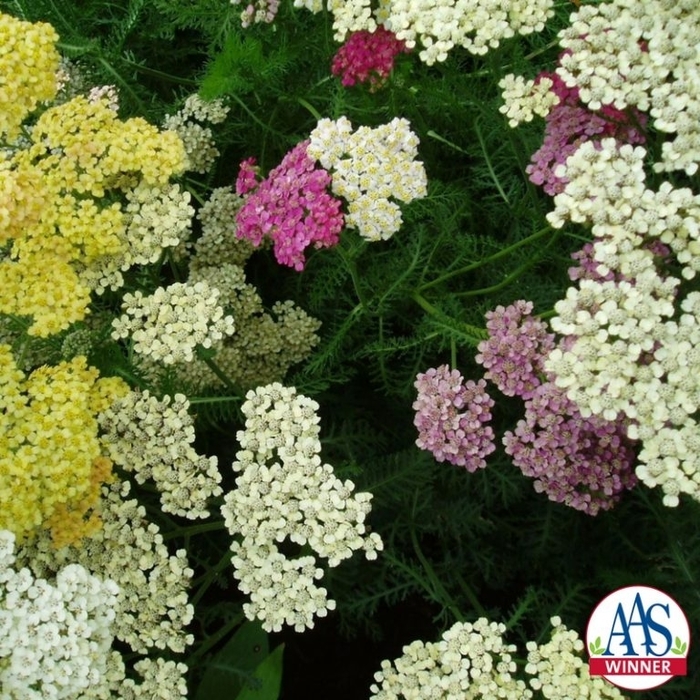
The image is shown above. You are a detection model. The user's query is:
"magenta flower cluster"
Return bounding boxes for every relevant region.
[331,28,410,90]
[413,365,496,472]
[475,300,555,400]
[503,382,637,515]
[475,300,637,515]
[527,67,647,195]
[234,142,345,271]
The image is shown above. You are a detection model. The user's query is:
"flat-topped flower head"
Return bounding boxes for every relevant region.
[235,142,344,270]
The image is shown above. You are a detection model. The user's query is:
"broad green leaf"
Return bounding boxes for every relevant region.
[194,621,269,700]
[235,644,285,700]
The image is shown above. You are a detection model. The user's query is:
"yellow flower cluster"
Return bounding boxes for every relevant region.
[0,12,188,337]
[0,12,59,140]
[0,95,188,336]
[0,345,129,544]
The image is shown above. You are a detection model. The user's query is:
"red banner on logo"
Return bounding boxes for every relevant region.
[589,657,687,676]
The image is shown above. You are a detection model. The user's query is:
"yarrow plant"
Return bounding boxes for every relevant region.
[307,116,427,241]
[413,365,496,471]
[235,142,345,270]
[371,615,629,699]
[111,281,236,365]
[221,383,383,632]
[331,27,410,89]
[5,2,700,699]
[0,530,119,699]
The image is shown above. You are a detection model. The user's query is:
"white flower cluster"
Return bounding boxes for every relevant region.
[526,617,627,699]
[111,280,235,364]
[308,116,427,242]
[370,618,532,699]
[545,138,700,507]
[163,94,229,173]
[384,0,554,63]
[295,0,553,62]
[0,529,118,700]
[221,383,383,632]
[557,0,700,175]
[78,182,194,294]
[294,0,377,40]
[498,75,559,127]
[99,390,223,519]
[121,658,188,700]
[16,481,195,655]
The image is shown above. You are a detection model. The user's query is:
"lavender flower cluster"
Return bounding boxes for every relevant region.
[414,300,637,515]
[413,366,495,472]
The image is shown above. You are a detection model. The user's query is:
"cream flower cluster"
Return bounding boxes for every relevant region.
[221,383,383,632]
[556,0,700,175]
[192,187,255,268]
[383,0,554,63]
[0,530,118,700]
[526,617,628,699]
[121,658,188,700]
[16,481,195,655]
[185,262,321,389]
[111,281,235,364]
[544,138,700,506]
[498,75,559,128]
[295,0,553,62]
[294,0,377,40]
[98,391,223,519]
[370,618,532,699]
[80,182,194,294]
[308,116,427,241]
[163,94,229,173]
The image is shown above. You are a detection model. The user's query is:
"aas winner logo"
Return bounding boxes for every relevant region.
[587,585,690,691]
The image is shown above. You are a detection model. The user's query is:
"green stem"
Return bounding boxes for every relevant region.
[418,225,554,292]
[337,243,367,307]
[97,57,148,113]
[475,120,510,206]
[411,291,487,342]
[455,572,489,618]
[187,395,241,405]
[229,93,288,138]
[188,613,245,666]
[120,58,198,86]
[452,228,561,298]
[190,550,234,608]
[297,97,323,122]
[426,130,468,155]
[198,352,241,395]
[162,520,227,541]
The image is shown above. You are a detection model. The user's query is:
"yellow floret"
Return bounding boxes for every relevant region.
[0,12,59,140]
[0,350,128,544]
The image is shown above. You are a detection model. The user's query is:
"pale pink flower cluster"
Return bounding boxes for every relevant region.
[235,142,344,270]
[413,365,495,472]
[474,300,637,515]
[475,300,555,400]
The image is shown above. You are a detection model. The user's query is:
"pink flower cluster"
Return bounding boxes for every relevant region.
[527,68,647,195]
[475,300,637,514]
[475,300,555,400]
[503,382,637,515]
[331,28,410,90]
[413,365,496,472]
[235,142,345,271]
